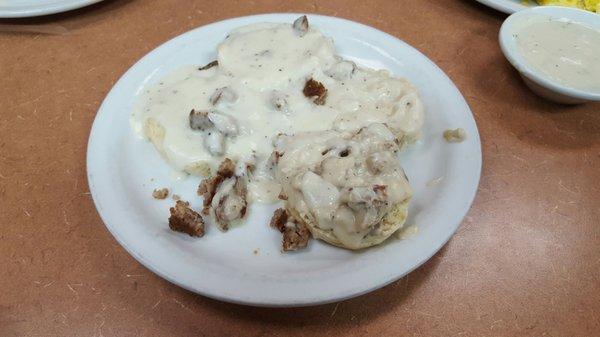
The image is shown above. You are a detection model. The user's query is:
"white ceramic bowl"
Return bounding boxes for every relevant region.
[499,6,600,104]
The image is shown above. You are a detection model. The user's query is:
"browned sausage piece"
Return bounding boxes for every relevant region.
[168,200,205,237]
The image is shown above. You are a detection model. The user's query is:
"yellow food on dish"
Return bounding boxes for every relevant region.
[537,0,600,12]
[585,0,600,11]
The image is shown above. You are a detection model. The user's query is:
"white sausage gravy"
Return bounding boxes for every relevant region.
[514,15,600,92]
[132,16,425,249]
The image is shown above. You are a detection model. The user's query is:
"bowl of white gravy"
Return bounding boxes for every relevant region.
[500,6,600,104]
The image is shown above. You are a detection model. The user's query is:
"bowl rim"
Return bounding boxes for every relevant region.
[499,5,600,102]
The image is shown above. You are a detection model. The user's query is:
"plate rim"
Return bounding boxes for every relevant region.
[0,0,102,18]
[87,13,482,307]
[474,0,531,14]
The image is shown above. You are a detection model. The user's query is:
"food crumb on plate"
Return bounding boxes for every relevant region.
[443,128,466,143]
[396,225,419,239]
[426,176,444,187]
[172,194,181,201]
[152,188,169,199]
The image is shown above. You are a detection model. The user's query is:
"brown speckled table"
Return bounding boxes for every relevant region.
[1,0,599,336]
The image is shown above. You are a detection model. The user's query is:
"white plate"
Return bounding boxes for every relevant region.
[87,14,482,307]
[475,0,536,14]
[0,0,102,18]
